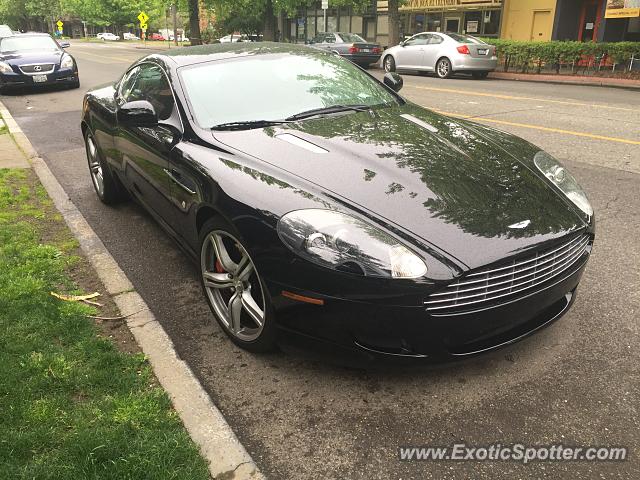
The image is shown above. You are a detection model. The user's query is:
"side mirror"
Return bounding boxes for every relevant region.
[383,72,403,92]
[117,100,158,127]
[59,41,70,48]
[399,41,406,47]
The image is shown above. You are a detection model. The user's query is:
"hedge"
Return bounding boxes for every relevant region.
[478,39,640,74]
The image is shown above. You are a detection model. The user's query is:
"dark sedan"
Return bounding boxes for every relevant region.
[308,32,382,67]
[81,43,594,363]
[0,33,79,93]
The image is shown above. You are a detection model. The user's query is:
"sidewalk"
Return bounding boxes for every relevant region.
[488,71,640,89]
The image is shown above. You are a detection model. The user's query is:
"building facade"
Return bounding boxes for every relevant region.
[286,0,639,46]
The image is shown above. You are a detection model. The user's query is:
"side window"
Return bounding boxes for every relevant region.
[127,64,176,121]
[118,67,140,102]
[325,34,336,43]
[405,34,429,46]
[429,34,444,45]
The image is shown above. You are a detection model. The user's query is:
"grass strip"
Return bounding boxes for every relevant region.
[0,168,210,480]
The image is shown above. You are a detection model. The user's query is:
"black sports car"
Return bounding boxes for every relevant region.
[0,33,78,93]
[81,43,594,363]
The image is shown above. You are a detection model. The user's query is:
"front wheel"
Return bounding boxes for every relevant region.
[199,218,277,352]
[472,71,489,80]
[436,57,453,79]
[84,129,126,204]
[383,55,396,73]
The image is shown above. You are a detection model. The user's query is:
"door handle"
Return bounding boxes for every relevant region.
[164,168,196,195]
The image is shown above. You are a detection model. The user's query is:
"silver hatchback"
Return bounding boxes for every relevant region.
[382,32,497,79]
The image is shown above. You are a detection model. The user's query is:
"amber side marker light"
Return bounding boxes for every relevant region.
[281,290,325,305]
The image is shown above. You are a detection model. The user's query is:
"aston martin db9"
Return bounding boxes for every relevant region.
[81,43,594,362]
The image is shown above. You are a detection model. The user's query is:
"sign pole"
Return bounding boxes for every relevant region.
[322,0,328,33]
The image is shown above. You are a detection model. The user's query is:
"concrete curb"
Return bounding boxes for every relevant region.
[0,101,264,480]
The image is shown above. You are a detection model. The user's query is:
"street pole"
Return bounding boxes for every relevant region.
[165,9,170,49]
[172,4,178,45]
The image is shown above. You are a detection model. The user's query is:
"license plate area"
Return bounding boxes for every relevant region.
[360,49,370,53]
[478,49,488,55]
[32,74,48,83]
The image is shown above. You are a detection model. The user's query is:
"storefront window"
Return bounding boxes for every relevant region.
[463,11,482,35]
[351,15,363,34]
[426,13,442,32]
[483,10,501,36]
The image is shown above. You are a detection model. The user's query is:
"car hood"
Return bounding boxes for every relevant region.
[1,49,63,65]
[212,104,585,270]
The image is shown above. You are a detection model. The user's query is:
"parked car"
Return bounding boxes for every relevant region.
[123,32,140,41]
[81,43,594,361]
[148,33,165,41]
[218,33,249,43]
[0,33,79,93]
[383,32,497,79]
[0,25,13,38]
[97,32,120,41]
[308,32,381,67]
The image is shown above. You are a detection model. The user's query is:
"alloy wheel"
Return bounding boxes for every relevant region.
[86,134,104,197]
[384,56,394,72]
[201,230,266,342]
[437,59,450,78]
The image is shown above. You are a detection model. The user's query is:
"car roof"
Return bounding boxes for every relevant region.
[158,42,330,67]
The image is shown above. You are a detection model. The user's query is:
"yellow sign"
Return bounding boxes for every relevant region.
[140,23,147,31]
[56,20,63,28]
[605,0,640,18]
[137,11,149,24]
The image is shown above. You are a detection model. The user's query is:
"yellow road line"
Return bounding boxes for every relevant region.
[433,109,640,146]
[409,85,636,112]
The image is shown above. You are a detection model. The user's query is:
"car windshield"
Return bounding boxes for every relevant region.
[337,33,366,43]
[180,52,398,129]
[446,33,483,44]
[0,36,58,52]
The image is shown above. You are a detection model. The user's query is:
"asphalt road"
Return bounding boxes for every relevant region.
[2,41,639,479]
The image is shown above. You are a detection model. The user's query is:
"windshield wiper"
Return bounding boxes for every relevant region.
[285,104,371,121]
[211,119,290,131]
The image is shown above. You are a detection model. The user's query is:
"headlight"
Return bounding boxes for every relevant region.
[0,61,13,74]
[277,209,427,279]
[60,54,74,69]
[534,151,593,217]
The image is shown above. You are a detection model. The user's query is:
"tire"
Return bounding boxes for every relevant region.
[199,217,277,352]
[436,57,453,79]
[472,71,489,80]
[383,55,396,73]
[70,79,80,89]
[84,129,127,204]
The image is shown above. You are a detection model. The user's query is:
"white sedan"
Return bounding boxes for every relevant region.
[382,32,497,79]
[97,33,120,41]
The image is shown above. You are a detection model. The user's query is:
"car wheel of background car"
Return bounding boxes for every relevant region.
[472,71,489,80]
[199,217,277,352]
[383,55,396,73]
[436,57,453,79]
[84,129,127,204]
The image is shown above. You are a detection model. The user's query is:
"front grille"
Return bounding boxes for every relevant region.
[425,234,591,314]
[19,64,54,74]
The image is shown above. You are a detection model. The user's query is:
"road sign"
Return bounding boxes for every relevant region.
[138,11,149,24]
[321,0,328,9]
[57,20,63,29]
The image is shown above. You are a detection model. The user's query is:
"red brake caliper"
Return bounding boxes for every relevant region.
[215,259,225,273]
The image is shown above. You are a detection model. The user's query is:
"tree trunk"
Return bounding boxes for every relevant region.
[388,0,400,47]
[262,0,276,42]
[188,0,202,45]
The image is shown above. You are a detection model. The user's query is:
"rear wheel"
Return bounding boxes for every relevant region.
[199,217,277,352]
[472,71,489,80]
[84,129,126,204]
[383,55,396,73]
[436,57,453,79]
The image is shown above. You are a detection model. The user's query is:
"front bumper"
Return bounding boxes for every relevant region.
[269,244,590,365]
[0,67,78,89]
